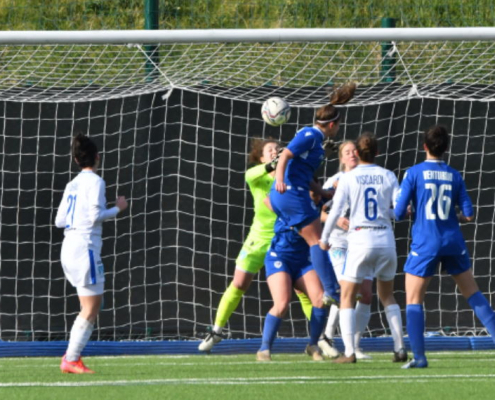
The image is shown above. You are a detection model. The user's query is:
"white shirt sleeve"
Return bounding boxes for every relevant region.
[88,178,120,225]
[322,172,342,190]
[321,176,349,243]
[389,171,400,220]
[55,187,69,228]
[390,172,400,208]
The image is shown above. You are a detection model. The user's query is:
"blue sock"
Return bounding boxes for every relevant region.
[309,307,328,346]
[310,245,338,296]
[468,291,495,340]
[259,313,282,351]
[406,304,426,361]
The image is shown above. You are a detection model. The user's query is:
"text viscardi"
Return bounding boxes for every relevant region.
[355,175,384,185]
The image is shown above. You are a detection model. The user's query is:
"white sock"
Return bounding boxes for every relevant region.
[354,302,371,349]
[339,308,355,357]
[65,316,94,362]
[213,325,223,335]
[385,304,405,352]
[324,304,339,339]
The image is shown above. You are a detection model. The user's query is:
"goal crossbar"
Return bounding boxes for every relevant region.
[2,28,495,44]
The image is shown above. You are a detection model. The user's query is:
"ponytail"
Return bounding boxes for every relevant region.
[315,83,357,125]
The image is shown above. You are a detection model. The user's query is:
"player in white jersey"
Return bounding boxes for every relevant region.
[320,133,406,363]
[55,133,128,374]
[318,141,375,360]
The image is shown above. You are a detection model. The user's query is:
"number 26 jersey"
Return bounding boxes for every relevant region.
[394,160,473,256]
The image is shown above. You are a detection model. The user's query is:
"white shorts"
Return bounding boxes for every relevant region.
[329,247,373,282]
[77,282,104,296]
[340,246,397,284]
[61,234,105,288]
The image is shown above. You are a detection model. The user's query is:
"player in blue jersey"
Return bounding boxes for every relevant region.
[256,201,327,362]
[395,125,495,368]
[270,83,356,306]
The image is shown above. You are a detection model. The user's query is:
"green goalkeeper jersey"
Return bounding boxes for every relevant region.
[245,163,276,241]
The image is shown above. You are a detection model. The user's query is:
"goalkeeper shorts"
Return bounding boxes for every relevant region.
[235,232,272,274]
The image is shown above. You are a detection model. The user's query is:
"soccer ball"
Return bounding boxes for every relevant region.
[261,97,291,126]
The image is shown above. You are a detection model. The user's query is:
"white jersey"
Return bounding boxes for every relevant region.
[55,170,119,242]
[322,171,349,248]
[322,164,398,249]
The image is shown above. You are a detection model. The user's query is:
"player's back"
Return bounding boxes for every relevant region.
[399,160,472,255]
[341,164,398,249]
[285,126,325,189]
[58,171,106,238]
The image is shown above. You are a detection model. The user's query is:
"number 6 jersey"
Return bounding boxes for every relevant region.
[321,164,399,249]
[394,159,473,256]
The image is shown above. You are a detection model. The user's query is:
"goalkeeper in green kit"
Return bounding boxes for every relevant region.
[199,138,313,352]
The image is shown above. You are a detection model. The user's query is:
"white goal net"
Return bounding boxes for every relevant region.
[1,29,495,342]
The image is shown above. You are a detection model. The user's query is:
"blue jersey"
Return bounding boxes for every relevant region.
[285,126,325,189]
[394,160,473,256]
[265,217,312,280]
[270,217,309,257]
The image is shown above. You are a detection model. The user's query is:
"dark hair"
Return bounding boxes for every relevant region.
[248,137,279,165]
[315,83,356,125]
[72,133,98,168]
[424,125,449,157]
[355,132,378,163]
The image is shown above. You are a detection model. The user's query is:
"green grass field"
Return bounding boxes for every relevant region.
[1,351,495,400]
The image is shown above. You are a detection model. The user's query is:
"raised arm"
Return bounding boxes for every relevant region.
[54,189,69,228]
[274,148,293,194]
[320,178,348,247]
[394,170,414,221]
[245,163,270,185]
[456,174,474,222]
[88,179,123,225]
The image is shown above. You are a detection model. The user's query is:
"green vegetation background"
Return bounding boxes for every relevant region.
[1,0,494,30]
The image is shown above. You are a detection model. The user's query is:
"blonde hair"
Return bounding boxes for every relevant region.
[338,140,356,171]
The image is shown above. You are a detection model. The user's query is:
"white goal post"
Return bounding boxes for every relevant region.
[1,28,495,345]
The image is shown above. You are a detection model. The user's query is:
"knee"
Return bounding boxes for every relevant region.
[310,290,325,308]
[80,309,99,324]
[270,303,289,318]
[232,276,252,292]
[359,290,373,305]
[79,303,102,324]
[379,295,397,308]
[312,298,324,309]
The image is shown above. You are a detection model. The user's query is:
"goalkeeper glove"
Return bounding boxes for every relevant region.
[323,139,338,153]
[265,147,285,173]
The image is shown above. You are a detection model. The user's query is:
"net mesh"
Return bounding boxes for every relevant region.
[0,38,495,341]
[0,41,495,103]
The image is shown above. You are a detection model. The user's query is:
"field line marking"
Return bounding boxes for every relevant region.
[1,374,495,387]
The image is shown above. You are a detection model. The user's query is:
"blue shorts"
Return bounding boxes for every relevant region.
[269,187,319,230]
[404,251,471,278]
[265,250,313,282]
